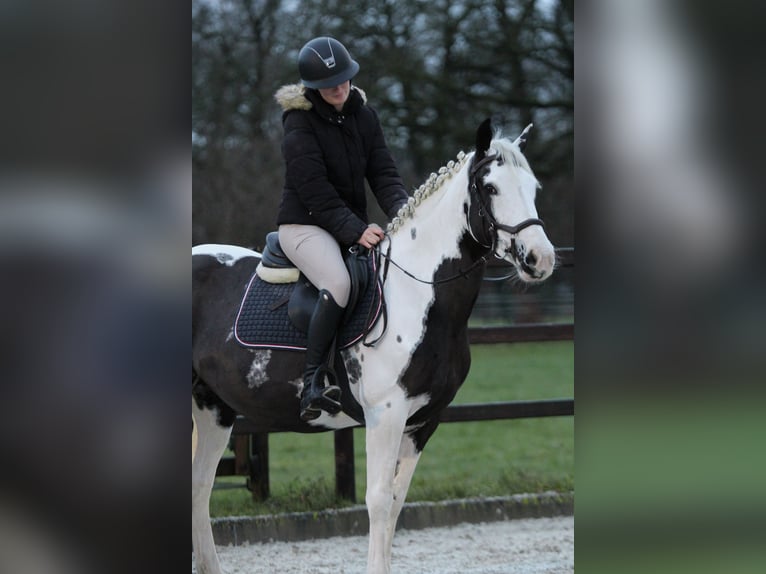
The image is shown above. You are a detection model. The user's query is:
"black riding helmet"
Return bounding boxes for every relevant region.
[298,37,360,89]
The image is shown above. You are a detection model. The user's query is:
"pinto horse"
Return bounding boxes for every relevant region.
[192,119,556,574]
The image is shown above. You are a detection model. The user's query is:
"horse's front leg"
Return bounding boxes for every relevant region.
[385,433,422,547]
[364,393,409,574]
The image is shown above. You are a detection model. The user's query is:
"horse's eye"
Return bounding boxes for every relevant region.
[484,183,497,195]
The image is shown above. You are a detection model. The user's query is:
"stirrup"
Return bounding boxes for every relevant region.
[300,366,342,421]
[300,387,342,421]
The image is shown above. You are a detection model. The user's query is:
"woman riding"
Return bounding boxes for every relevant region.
[274,37,409,421]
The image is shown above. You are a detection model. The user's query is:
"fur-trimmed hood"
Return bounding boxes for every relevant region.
[274,83,367,112]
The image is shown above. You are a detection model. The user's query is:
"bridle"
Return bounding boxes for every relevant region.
[376,150,545,286]
[364,151,545,346]
[465,151,545,266]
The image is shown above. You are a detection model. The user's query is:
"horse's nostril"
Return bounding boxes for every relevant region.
[525,252,537,266]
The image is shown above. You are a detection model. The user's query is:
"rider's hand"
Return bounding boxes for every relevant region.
[357,224,385,249]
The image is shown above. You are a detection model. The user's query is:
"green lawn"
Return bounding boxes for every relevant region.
[209,341,573,517]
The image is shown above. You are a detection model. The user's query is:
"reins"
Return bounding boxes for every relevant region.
[376,150,544,287]
[361,147,545,346]
[376,238,491,286]
[360,238,489,347]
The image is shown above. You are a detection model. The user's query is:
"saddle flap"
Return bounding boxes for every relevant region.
[343,246,370,323]
[287,274,318,333]
[287,246,371,332]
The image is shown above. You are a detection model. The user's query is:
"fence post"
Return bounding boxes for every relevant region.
[246,433,270,500]
[334,428,356,502]
[233,435,250,475]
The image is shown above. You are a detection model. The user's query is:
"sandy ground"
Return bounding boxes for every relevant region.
[192,515,574,574]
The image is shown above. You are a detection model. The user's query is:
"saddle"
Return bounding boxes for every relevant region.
[259,231,370,329]
[234,232,381,350]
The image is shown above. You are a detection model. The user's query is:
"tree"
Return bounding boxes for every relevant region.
[192,0,574,248]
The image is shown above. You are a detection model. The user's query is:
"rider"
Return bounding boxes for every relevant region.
[275,37,408,421]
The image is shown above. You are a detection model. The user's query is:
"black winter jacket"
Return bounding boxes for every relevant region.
[274,84,408,247]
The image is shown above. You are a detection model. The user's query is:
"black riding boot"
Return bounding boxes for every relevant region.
[299,289,345,421]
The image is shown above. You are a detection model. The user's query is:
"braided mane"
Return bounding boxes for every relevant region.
[386,150,470,235]
[385,136,536,236]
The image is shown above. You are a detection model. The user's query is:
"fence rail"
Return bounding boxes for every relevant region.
[213,247,575,501]
[229,397,574,436]
[468,323,573,344]
[439,398,574,423]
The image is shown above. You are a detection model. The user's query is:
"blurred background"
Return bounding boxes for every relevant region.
[191,0,574,252]
[577,1,766,573]
[1,0,765,572]
[192,0,575,331]
[0,2,188,573]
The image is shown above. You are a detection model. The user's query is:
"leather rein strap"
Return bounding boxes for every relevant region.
[364,151,545,346]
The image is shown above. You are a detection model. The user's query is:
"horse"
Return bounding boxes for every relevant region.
[192,119,556,574]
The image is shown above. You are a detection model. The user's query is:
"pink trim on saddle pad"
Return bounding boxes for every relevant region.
[232,257,382,351]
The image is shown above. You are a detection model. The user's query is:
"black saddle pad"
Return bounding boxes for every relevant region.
[234,257,382,351]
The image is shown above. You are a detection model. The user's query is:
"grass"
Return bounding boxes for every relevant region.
[209,341,573,517]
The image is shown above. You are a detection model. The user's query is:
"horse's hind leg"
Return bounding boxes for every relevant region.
[192,383,235,574]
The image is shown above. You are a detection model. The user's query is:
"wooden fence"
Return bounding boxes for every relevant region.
[215,248,574,501]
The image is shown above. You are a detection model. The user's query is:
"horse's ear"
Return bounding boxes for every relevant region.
[475,118,492,159]
[514,123,534,153]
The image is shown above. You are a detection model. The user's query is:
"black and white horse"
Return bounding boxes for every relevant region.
[192,119,556,574]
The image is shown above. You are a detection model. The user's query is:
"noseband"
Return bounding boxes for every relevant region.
[376,149,546,291]
[466,152,544,264]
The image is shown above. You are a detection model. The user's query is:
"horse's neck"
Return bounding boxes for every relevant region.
[383,167,486,325]
[389,169,471,266]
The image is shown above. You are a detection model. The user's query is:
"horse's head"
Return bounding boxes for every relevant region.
[465,119,556,282]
